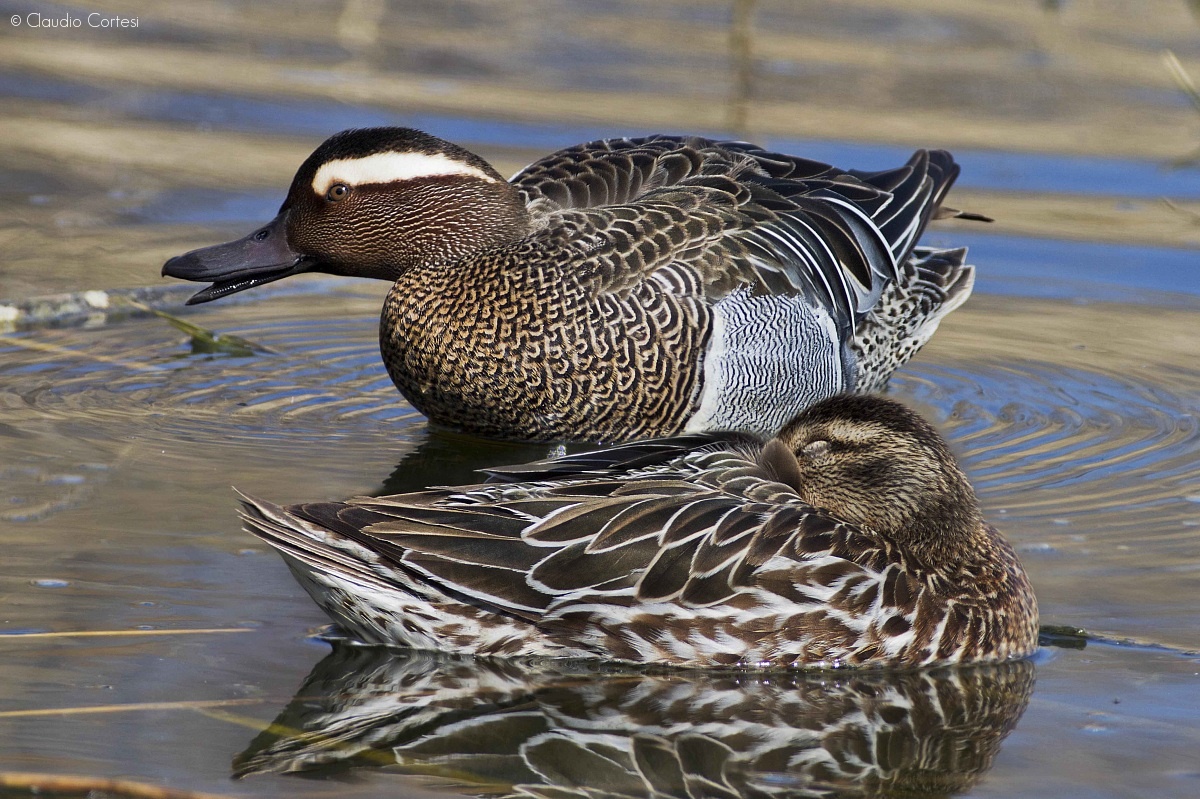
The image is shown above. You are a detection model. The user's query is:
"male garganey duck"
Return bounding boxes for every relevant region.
[239,395,1038,669]
[164,130,987,442]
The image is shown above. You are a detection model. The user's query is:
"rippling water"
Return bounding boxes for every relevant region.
[4,252,1200,799]
[5,289,1198,646]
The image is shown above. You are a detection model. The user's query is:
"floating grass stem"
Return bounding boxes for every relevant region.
[119,298,277,356]
[0,771,238,799]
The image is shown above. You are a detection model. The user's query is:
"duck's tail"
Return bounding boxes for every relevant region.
[850,150,990,265]
[849,246,975,393]
[237,490,445,648]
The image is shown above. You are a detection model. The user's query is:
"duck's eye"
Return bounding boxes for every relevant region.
[325,183,350,202]
[801,440,831,461]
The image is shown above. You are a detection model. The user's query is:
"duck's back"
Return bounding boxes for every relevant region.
[511,135,859,210]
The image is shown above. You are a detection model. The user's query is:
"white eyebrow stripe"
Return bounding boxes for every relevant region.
[310,152,498,195]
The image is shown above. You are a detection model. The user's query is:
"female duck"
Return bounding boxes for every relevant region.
[240,395,1038,669]
[164,130,986,442]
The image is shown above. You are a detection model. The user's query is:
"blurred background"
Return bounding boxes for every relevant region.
[2,0,1199,300]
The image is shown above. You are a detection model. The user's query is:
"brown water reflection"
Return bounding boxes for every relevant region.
[235,647,1034,799]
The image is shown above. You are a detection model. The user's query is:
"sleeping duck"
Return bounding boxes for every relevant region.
[239,394,1037,669]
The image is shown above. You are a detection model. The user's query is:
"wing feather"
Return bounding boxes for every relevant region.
[238,438,893,652]
[513,137,968,341]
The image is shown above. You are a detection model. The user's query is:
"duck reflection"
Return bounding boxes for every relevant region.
[235,646,1033,798]
[374,425,561,495]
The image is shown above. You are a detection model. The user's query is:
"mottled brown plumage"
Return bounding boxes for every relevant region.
[164,130,985,442]
[239,395,1038,669]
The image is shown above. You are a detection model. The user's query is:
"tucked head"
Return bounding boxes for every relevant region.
[762,395,983,556]
[163,127,530,304]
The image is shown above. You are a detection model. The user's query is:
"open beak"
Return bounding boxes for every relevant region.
[162,212,313,305]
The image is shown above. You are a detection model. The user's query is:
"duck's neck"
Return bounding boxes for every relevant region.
[903,494,989,569]
[323,178,533,281]
[400,178,533,271]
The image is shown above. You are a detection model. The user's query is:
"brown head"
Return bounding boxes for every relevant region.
[761,394,985,562]
[162,128,531,304]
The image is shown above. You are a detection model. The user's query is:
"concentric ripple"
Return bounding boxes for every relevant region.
[0,296,421,454]
[895,360,1199,543]
[3,292,1198,566]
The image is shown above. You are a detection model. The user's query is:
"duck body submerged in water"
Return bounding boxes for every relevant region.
[165,130,986,442]
[240,395,1038,669]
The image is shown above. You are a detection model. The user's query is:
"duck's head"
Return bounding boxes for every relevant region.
[762,395,984,558]
[162,128,530,304]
